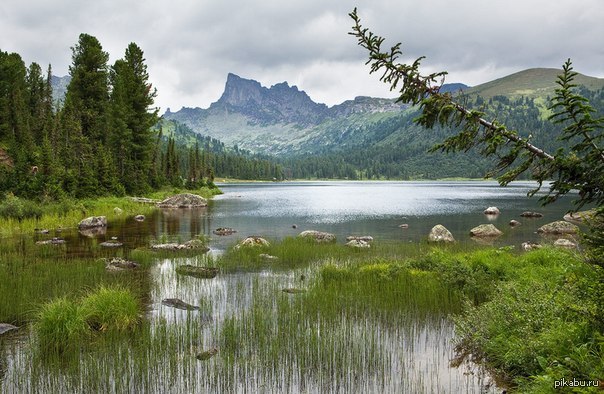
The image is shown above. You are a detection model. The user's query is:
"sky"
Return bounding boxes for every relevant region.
[1,0,602,113]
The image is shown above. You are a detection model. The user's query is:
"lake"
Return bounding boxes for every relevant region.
[1,181,577,393]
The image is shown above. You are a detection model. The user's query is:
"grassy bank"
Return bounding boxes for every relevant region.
[0,186,221,237]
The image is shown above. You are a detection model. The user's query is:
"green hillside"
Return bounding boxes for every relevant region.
[465,68,604,99]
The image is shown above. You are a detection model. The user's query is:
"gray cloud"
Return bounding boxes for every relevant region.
[1,0,602,111]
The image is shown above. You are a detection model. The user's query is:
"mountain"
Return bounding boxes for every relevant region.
[50,75,70,106]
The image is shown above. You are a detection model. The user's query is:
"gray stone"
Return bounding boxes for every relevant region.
[428,224,455,243]
[234,236,270,249]
[0,323,18,335]
[151,239,209,251]
[105,258,139,271]
[213,227,237,236]
[520,211,543,218]
[157,193,207,208]
[346,239,371,248]
[537,221,579,235]
[345,235,374,243]
[470,224,503,238]
[134,214,146,222]
[521,242,542,251]
[78,216,107,229]
[161,298,200,311]
[554,238,577,249]
[100,241,123,248]
[509,220,521,227]
[483,206,500,215]
[36,237,66,245]
[563,210,596,224]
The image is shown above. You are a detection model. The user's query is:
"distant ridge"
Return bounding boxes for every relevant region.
[466,68,604,99]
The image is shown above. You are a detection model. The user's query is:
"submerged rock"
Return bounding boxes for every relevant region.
[161,298,200,311]
[134,214,146,222]
[0,323,18,335]
[537,221,579,235]
[196,348,219,361]
[520,211,543,218]
[78,216,107,229]
[509,220,521,227]
[79,226,107,238]
[213,227,237,236]
[176,265,218,279]
[234,236,270,249]
[483,207,500,215]
[346,239,371,248]
[470,224,503,238]
[282,288,306,294]
[428,225,455,243]
[36,237,66,245]
[554,238,577,249]
[346,235,374,243]
[298,230,336,243]
[157,193,207,208]
[259,253,279,262]
[105,257,139,271]
[151,239,209,251]
[100,240,123,248]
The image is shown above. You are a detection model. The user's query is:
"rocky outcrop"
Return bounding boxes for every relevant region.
[175,265,218,279]
[234,236,270,249]
[537,221,579,235]
[428,225,455,243]
[0,323,18,335]
[470,224,503,238]
[157,193,207,208]
[520,211,543,218]
[483,207,500,215]
[509,220,521,227]
[105,258,139,272]
[78,216,107,229]
[213,227,237,236]
[298,230,336,243]
[161,298,200,311]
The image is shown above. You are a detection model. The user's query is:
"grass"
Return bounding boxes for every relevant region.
[80,286,140,332]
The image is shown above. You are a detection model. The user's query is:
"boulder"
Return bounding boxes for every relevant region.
[345,235,374,243]
[105,257,139,272]
[78,216,107,229]
[134,214,146,222]
[176,265,218,279]
[554,238,577,249]
[521,241,542,251]
[346,239,371,248]
[213,227,237,236]
[509,220,521,227]
[157,193,207,208]
[196,348,219,361]
[428,225,455,243]
[298,230,336,243]
[563,210,596,224]
[470,224,503,238]
[483,207,500,215]
[0,323,18,335]
[161,298,200,311]
[36,237,66,245]
[234,236,270,249]
[113,207,123,215]
[537,221,579,235]
[520,211,543,218]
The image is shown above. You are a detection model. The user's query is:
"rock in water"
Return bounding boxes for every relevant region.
[134,214,145,222]
[157,193,207,208]
[161,298,200,311]
[105,258,139,271]
[483,207,500,215]
[234,236,270,249]
[470,224,503,238]
[78,216,107,229]
[520,211,543,218]
[554,238,577,249]
[0,323,18,335]
[521,242,542,251]
[509,220,521,227]
[213,227,237,236]
[563,210,596,224]
[100,241,123,248]
[428,225,455,243]
[196,348,218,361]
[282,288,306,294]
[537,221,579,235]
[175,265,218,279]
[346,235,374,243]
[298,230,336,243]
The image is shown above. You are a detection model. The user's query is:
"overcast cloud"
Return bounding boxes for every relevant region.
[1,0,602,112]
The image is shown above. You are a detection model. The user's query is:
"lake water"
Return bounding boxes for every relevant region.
[2,181,578,393]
